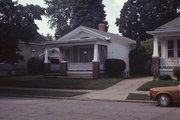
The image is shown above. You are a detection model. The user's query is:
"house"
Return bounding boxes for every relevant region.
[44,24,136,78]
[0,34,46,76]
[147,16,180,79]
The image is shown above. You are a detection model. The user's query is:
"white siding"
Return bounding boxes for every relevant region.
[107,41,131,75]
[69,31,96,40]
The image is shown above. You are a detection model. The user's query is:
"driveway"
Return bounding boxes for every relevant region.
[76,77,152,100]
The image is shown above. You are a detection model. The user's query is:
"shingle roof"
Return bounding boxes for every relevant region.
[31,33,46,43]
[82,26,136,44]
[155,16,180,31]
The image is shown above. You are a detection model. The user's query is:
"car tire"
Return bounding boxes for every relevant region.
[157,94,171,107]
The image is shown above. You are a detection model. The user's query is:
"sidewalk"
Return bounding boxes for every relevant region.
[0,87,96,93]
[0,76,152,101]
[75,77,152,100]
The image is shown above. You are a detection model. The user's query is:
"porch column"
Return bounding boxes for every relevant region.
[92,44,100,79]
[153,36,159,57]
[59,47,67,76]
[60,61,68,76]
[44,48,50,74]
[152,36,160,80]
[58,47,63,61]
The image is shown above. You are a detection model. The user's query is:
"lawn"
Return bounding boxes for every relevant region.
[0,88,85,97]
[138,80,179,91]
[126,93,149,100]
[0,75,122,90]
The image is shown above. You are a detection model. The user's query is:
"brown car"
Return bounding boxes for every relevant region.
[150,85,180,107]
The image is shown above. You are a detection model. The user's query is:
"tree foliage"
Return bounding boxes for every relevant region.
[116,0,180,42]
[45,0,108,38]
[0,0,44,63]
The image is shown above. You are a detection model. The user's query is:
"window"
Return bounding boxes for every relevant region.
[167,40,174,57]
[31,49,37,57]
[178,40,180,57]
[79,47,93,63]
[64,49,71,61]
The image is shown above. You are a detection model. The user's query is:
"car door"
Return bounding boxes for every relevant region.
[178,85,180,101]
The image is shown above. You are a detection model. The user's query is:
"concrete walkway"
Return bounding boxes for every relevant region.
[0,87,96,93]
[76,77,152,101]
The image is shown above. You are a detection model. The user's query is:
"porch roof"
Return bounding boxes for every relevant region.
[147,16,180,36]
[45,26,136,47]
[44,38,107,47]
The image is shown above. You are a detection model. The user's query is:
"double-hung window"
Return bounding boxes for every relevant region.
[167,40,180,58]
[167,40,174,57]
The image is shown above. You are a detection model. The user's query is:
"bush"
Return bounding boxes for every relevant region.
[158,75,172,80]
[105,59,126,77]
[173,67,180,81]
[129,45,149,75]
[27,57,44,75]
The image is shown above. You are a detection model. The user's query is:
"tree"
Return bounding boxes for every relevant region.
[43,33,54,41]
[116,0,179,42]
[45,0,108,38]
[0,0,45,63]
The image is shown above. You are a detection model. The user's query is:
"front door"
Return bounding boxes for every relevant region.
[79,47,93,63]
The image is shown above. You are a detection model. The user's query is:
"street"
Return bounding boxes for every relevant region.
[0,97,179,120]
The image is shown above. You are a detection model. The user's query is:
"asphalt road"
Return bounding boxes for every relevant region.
[0,97,179,120]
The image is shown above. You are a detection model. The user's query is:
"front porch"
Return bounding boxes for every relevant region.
[151,36,180,78]
[43,40,108,79]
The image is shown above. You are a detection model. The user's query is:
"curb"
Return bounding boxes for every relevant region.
[0,94,154,104]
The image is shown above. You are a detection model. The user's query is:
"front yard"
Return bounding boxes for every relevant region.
[0,88,86,97]
[138,80,179,91]
[0,75,122,90]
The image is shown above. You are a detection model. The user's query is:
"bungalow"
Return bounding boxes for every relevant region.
[147,16,180,79]
[44,24,136,78]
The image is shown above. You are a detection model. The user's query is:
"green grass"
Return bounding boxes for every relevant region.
[0,88,85,97]
[0,75,122,90]
[126,93,149,100]
[138,80,179,91]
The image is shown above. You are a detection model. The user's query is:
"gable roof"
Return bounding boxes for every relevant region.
[147,16,180,35]
[56,26,136,44]
[155,16,180,32]
[31,33,46,43]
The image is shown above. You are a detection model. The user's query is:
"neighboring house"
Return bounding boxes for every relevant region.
[44,24,136,78]
[147,16,180,79]
[0,34,46,76]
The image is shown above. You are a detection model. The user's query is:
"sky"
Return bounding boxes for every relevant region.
[15,0,127,36]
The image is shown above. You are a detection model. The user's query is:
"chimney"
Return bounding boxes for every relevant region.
[98,24,106,32]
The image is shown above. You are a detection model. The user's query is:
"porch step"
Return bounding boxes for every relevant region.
[46,73,62,76]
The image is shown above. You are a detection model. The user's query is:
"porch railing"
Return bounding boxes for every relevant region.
[68,63,93,71]
[160,58,180,68]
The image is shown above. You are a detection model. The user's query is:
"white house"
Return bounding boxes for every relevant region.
[44,24,136,78]
[147,16,180,79]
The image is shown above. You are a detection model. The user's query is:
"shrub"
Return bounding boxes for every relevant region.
[158,75,172,80]
[129,45,149,75]
[27,57,44,75]
[105,59,126,77]
[173,67,180,81]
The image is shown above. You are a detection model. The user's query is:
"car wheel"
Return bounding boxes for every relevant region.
[157,94,171,107]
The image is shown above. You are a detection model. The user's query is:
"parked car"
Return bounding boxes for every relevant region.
[150,85,180,107]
